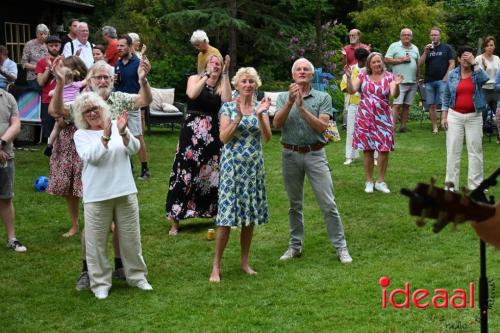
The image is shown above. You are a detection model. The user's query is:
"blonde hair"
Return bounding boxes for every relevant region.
[73,92,111,129]
[366,52,386,75]
[203,54,225,95]
[231,67,262,88]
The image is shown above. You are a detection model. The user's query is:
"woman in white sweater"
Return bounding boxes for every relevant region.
[73,92,151,299]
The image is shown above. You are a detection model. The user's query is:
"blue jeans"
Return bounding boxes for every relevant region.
[282,148,347,251]
[425,80,445,107]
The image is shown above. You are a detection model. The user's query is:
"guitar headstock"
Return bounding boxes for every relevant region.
[401,179,496,233]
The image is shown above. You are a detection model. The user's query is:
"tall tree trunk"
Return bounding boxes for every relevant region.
[314,3,322,67]
[228,0,237,75]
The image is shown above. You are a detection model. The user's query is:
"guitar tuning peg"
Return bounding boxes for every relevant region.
[454,214,465,224]
[430,177,437,187]
[416,217,426,227]
[460,188,469,206]
[437,211,448,223]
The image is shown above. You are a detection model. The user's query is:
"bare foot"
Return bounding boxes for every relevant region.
[168,220,179,236]
[241,265,257,275]
[209,267,221,283]
[62,227,78,238]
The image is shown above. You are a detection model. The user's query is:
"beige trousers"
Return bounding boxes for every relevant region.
[445,109,484,190]
[84,194,148,294]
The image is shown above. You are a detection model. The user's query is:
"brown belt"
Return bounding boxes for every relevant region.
[283,143,324,153]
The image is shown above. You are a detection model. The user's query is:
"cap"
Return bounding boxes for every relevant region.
[46,35,61,44]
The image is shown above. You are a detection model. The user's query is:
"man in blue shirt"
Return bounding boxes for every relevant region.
[418,27,455,134]
[115,34,150,180]
[0,46,18,90]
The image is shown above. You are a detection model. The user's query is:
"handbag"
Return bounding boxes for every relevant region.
[323,120,341,143]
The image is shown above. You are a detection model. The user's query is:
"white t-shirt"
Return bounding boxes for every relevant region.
[475,54,500,89]
[74,121,140,203]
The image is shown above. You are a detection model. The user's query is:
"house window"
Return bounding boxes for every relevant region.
[4,22,30,63]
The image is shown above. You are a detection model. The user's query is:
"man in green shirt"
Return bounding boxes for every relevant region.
[385,28,420,132]
[274,58,352,264]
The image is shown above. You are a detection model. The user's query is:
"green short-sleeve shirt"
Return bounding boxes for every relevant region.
[0,91,19,159]
[385,41,420,83]
[275,89,332,145]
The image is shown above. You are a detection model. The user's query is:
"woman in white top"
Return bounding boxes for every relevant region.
[73,92,152,299]
[475,36,500,141]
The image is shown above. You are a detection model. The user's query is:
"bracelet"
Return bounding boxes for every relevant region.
[101,135,111,142]
[119,131,128,136]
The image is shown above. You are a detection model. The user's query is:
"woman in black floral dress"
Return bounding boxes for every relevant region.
[165,54,231,235]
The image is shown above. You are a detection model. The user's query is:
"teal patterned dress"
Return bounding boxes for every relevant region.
[216,101,269,227]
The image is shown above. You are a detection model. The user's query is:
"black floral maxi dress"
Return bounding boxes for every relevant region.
[165,85,223,221]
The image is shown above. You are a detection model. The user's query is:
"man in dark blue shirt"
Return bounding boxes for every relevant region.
[418,27,455,134]
[115,34,150,179]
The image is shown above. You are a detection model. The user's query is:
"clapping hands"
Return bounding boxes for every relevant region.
[256,97,271,115]
[117,112,128,133]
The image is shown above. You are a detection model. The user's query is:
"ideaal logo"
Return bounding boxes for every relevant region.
[379,276,475,309]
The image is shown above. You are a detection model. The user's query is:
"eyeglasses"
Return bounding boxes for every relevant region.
[83,106,100,115]
[92,75,111,81]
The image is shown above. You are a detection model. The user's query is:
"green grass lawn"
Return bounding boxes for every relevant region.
[1,120,499,333]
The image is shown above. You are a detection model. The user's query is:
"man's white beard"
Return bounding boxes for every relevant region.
[92,84,113,99]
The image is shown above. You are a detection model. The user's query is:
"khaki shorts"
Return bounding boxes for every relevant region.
[0,159,14,199]
[394,83,417,105]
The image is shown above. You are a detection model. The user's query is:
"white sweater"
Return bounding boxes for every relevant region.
[74,121,140,203]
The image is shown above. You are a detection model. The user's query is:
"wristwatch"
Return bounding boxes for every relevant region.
[0,139,7,149]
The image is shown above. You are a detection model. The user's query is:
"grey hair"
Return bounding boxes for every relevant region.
[87,60,114,80]
[128,32,140,43]
[291,58,315,74]
[36,24,49,34]
[190,30,209,44]
[231,67,262,88]
[77,22,88,31]
[102,26,117,38]
[400,28,413,36]
[73,92,111,129]
[365,52,386,75]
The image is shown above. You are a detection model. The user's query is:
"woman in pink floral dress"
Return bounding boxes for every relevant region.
[165,54,231,235]
[47,56,87,237]
[345,52,403,194]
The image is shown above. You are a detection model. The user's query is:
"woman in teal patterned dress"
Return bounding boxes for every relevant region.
[209,67,272,283]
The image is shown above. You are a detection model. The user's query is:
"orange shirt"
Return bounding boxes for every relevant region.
[105,39,119,67]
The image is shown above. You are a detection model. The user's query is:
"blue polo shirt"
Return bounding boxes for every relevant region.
[115,54,140,94]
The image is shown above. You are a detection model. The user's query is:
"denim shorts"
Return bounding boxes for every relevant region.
[0,159,15,199]
[425,80,446,106]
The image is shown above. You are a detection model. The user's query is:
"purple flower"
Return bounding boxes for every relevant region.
[299,48,305,56]
[291,55,296,61]
[291,36,299,44]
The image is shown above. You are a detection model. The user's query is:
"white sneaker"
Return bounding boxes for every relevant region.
[94,289,109,300]
[375,181,390,193]
[343,159,352,165]
[137,281,153,291]
[7,239,27,252]
[364,182,374,193]
[337,247,353,264]
[279,248,301,260]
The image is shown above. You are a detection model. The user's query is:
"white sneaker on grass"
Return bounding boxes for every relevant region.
[137,281,153,291]
[279,248,301,260]
[375,181,390,193]
[94,289,109,300]
[337,247,353,264]
[343,159,353,166]
[7,239,27,252]
[364,182,374,193]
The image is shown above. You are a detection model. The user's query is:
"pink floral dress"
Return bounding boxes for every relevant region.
[165,85,222,221]
[353,71,395,152]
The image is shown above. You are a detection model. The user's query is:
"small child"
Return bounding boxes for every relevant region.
[44,67,86,156]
